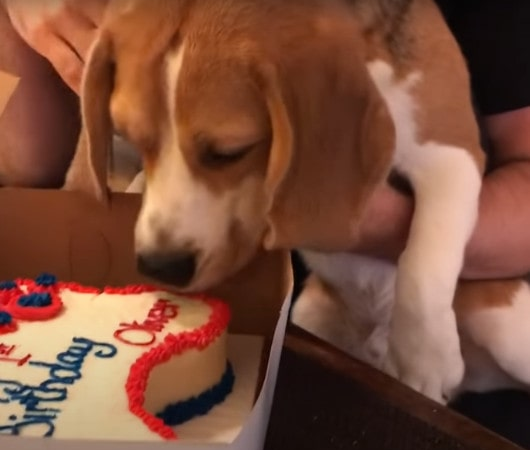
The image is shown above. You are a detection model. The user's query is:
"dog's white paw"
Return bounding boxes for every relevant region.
[383,309,465,404]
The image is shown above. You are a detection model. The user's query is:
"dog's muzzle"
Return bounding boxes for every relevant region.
[136,250,197,287]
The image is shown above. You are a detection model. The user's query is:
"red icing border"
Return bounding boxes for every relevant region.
[105,285,232,441]
[57,282,101,294]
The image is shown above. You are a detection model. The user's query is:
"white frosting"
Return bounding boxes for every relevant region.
[0,285,229,441]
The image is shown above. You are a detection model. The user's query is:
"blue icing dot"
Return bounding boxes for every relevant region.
[0,311,13,325]
[35,273,57,287]
[0,281,17,290]
[17,293,52,308]
[156,362,235,426]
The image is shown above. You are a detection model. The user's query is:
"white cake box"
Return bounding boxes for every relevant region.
[0,72,293,450]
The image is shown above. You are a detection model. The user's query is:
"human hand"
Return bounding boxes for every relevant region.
[3,0,108,94]
[353,183,413,261]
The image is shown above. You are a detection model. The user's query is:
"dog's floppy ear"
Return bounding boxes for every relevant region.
[259,15,395,251]
[63,33,114,204]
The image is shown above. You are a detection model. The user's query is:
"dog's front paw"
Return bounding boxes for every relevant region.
[383,312,465,404]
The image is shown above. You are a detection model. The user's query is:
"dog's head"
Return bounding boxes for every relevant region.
[70,0,395,291]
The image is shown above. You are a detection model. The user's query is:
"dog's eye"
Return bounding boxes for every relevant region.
[200,144,253,169]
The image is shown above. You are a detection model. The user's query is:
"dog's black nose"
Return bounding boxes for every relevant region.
[137,251,197,287]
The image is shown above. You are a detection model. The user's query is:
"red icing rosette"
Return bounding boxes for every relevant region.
[0,276,64,322]
[5,288,63,321]
[0,281,22,334]
[0,274,102,333]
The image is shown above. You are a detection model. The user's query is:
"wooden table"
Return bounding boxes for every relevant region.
[265,326,525,450]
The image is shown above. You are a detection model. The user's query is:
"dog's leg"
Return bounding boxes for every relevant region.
[461,282,530,390]
[297,252,396,368]
[385,144,482,403]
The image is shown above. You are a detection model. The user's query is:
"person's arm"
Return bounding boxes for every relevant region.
[355,183,412,262]
[0,0,107,187]
[354,107,530,280]
[463,107,530,279]
[0,4,80,187]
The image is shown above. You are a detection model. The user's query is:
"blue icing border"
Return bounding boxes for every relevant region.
[156,362,235,427]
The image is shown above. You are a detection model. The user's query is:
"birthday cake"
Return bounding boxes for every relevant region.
[0,274,235,441]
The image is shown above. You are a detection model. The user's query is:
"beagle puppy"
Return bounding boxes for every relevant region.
[65,0,504,404]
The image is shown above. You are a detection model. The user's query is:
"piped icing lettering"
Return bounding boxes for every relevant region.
[0,337,117,437]
[0,343,31,366]
[114,299,179,346]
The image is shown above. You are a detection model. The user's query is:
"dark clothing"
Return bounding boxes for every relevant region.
[435,0,530,115]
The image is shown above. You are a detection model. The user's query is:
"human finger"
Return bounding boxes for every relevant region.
[49,4,97,62]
